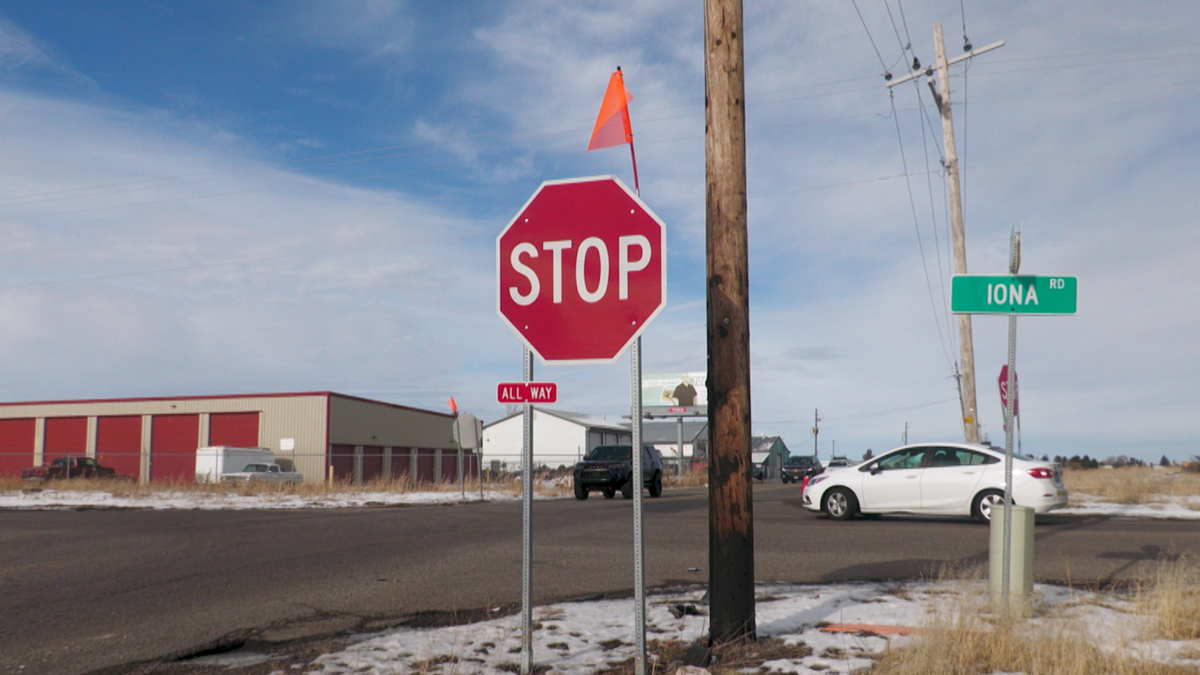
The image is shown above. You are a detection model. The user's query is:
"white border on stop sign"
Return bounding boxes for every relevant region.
[495,174,668,365]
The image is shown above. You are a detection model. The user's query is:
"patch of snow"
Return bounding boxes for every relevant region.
[1058,495,1200,520]
[0,488,530,510]
[302,581,1200,675]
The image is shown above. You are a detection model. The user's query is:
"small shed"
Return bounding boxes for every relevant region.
[751,435,790,480]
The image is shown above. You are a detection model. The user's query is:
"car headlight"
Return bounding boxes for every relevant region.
[807,475,829,487]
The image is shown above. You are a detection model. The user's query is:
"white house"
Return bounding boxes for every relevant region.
[481,408,631,470]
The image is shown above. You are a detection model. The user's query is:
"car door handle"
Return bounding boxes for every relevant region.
[906,475,918,479]
[961,471,977,475]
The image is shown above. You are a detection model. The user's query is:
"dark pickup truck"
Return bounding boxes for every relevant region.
[781,455,823,483]
[573,444,663,500]
[21,457,118,481]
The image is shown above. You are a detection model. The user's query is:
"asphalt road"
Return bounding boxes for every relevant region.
[3,483,1198,675]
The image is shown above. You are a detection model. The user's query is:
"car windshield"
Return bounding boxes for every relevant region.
[785,457,814,466]
[588,445,632,461]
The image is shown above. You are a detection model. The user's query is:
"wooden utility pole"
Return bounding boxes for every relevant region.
[704,0,756,644]
[931,22,979,443]
[812,409,820,459]
[886,26,1003,445]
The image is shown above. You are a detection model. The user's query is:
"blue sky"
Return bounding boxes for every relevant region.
[1,1,1197,462]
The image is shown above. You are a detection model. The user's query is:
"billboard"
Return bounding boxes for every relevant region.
[642,372,707,414]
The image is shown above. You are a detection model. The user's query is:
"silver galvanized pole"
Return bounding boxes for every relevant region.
[631,337,647,675]
[677,415,685,478]
[521,346,535,675]
[1002,314,1017,606]
[1001,229,1020,607]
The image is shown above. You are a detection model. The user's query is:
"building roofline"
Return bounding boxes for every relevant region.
[328,392,456,419]
[0,391,453,419]
[483,406,629,431]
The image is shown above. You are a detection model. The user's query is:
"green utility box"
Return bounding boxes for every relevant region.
[989,504,1035,616]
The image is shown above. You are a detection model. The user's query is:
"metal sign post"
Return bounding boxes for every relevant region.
[950,229,1077,612]
[521,346,534,675]
[1001,230,1020,605]
[498,176,667,675]
[631,337,646,675]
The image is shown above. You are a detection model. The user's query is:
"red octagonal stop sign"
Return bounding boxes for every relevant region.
[497,175,666,363]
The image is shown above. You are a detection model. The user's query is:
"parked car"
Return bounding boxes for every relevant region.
[825,456,851,468]
[752,461,765,481]
[573,444,663,500]
[220,463,304,484]
[802,443,1067,522]
[781,456,822,483]
[21,456,117,481]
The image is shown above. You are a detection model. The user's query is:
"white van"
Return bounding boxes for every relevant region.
[195,446,276,484]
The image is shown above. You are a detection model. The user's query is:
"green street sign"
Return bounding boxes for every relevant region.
[951,275,1077,315]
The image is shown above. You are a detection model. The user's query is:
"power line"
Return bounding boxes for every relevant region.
[850,0,890,75]
[887,90,955,371]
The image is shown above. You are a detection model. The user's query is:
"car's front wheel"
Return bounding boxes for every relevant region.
[972,489,1006,521]
[603,486,616,499]
[574,482,588,500]
[824,488,859,521]
[621,479,634,499]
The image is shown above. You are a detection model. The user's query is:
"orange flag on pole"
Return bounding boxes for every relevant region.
[446,396,458,414]
[587,68,634,152]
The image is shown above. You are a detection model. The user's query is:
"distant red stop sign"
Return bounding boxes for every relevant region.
[497,176,667,363]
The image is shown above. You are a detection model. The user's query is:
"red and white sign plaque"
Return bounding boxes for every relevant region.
[497,382,559,404]
[497,175,667,363]
[999,365,1019,416]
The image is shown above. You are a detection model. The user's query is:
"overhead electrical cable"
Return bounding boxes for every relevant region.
[882,0,956,369]
[887,90,955,370]
[850,0,891,75]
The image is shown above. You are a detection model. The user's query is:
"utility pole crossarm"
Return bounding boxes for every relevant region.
[885,39,1004,89]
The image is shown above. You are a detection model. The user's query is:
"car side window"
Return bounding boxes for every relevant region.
[929,447,963,468]
[960,450,995,466]
[876,447,927,470]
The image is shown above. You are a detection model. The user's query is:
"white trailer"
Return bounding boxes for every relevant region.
[195,446,276,484]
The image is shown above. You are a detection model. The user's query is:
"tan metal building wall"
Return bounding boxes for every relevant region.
[0,392,464,484]
[0,393,330,482]
[328,394,456,449]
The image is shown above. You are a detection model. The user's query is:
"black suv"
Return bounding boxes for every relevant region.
[573,444,663,500]
[781,455,822,483]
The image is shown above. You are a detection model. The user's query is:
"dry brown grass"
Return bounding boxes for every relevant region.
[869,615,1195,675]
[664,470,708,489]
[869,557,1200,675]
[1139,556,1200,641]
[0,474,576,499]
[1064,466,1200,505]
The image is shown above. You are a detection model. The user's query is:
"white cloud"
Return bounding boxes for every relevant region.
[289,0,414,60]
[1,1,1198,464]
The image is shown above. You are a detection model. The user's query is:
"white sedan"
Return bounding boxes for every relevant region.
[802,443,1067,521]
